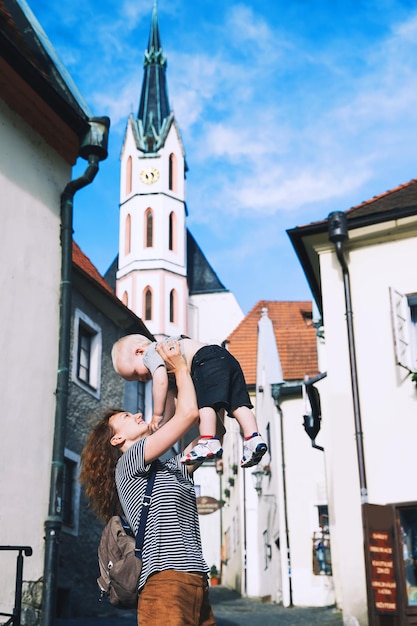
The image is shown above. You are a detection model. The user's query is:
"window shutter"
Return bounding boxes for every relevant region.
[389,286,414,370]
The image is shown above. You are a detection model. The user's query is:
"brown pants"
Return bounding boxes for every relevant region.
[137,570,216,626]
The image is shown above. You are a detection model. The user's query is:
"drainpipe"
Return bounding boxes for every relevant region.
[327,211,368,504]
[271,384,293,607]
[41,117,110,626]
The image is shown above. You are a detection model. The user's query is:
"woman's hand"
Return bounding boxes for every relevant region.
[155,339,184,373]
[144,339,198,464]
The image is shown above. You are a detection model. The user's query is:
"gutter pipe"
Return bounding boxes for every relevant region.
[327,211,368,504]
[271,384,293,608]
[41,117,110,626]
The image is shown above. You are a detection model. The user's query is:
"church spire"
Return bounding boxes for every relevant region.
[137,1,171,152]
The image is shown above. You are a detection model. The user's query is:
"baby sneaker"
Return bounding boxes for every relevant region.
[181,437,223,465]
[241,433,268,468]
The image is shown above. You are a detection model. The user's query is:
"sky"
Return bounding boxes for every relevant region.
[28,0,417,315]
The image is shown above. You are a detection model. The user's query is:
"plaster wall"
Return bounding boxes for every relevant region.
[0,98,69,610]
[318,228,417,625]
[188,292,244,345]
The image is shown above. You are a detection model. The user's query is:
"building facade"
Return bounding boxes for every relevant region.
[113,3,243,346]
[288,178,417,626]
[219,301,334,607]
[0,1,110,622]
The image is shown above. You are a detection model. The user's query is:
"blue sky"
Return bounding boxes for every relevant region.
[28,0,417,314]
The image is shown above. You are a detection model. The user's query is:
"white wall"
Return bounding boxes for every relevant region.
[0,98,69,610]
[318,221,417,625]
[189,292,244,345]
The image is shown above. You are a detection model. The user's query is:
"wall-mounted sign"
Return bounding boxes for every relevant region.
[196,496,221,515]
[368,530,397,614]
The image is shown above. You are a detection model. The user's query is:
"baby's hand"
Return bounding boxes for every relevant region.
[149,414,164,432]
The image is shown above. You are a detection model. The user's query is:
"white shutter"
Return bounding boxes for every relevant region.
[389,287,414,370]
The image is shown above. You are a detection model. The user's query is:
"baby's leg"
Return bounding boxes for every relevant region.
[232,406,258,438]
[198,406,217,437]
[232,406,268,468]
[180,406,222,465]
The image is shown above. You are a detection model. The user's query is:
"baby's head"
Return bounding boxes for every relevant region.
[111,334,153,382]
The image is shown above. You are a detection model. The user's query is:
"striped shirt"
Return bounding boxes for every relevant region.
[115,438,208,591]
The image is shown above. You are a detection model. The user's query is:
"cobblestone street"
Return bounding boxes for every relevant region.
[210,586,343,626]
[56,585,344,626]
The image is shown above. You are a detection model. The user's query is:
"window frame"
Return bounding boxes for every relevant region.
[72,309,102,398]
[389,287,417,372]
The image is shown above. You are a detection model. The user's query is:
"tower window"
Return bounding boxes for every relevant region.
[126,156,132,195]
[169,211,176,251]
[122,291,128,306]
[125,213,131,255]
[144,288,153,320]
[169,289,177,324]
[145,209,153,248]
[169,153,177,192]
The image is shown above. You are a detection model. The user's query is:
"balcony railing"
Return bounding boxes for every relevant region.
[0,546,33,626]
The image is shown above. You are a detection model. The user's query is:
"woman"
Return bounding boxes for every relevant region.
[80,339,218,626]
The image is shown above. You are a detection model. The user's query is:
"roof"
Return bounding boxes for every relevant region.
[72,240,114,295]
[72,241,154,339]
[225,300,319,385]
[187,230,227,295]
[136,3,171,153]
[0,0,92,162]
[105,229,228,298]
[287,177,417,312]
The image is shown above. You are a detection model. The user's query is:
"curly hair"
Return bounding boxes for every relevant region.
[79,408,124,522]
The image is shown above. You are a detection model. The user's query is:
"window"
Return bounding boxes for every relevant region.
[62,449,81,536]
[145,209,153,248]
[263,529,272,569]
[122,291,128,306]
[399,506,417,606]
[72,310,102,398]
[390,287,417,372]
[169,153,177,192]
[144,288,153,320]
[77,324,92,383]
[126,156,132,195]
[312,505,332,575]
[169,211,176,251]
[125,214,131,255]
[169,289,177,324]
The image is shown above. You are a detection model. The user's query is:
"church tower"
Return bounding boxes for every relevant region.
[116,2,188,339]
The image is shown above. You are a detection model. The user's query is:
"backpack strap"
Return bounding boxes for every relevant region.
[134,461,157,559]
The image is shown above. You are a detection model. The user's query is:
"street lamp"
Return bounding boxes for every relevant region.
[251,468,266,496]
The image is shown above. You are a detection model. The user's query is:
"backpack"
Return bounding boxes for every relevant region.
[97,463,157,609]
[97,515,141,610]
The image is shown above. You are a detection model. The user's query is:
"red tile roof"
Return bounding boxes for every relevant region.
[225,300,319,385]
[345,177,417,219]
[72,240,114,294]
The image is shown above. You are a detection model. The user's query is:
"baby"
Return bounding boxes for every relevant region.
[111,334,267,468]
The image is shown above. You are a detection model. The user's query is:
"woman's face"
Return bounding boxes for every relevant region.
[109,411,149,449]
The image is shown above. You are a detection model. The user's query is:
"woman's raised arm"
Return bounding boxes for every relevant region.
[144,340,199,463]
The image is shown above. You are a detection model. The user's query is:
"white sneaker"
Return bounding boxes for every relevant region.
[241,434,268,468]
[181,438,223,465]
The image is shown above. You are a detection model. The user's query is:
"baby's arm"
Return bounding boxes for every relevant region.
[149,365,169,432]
